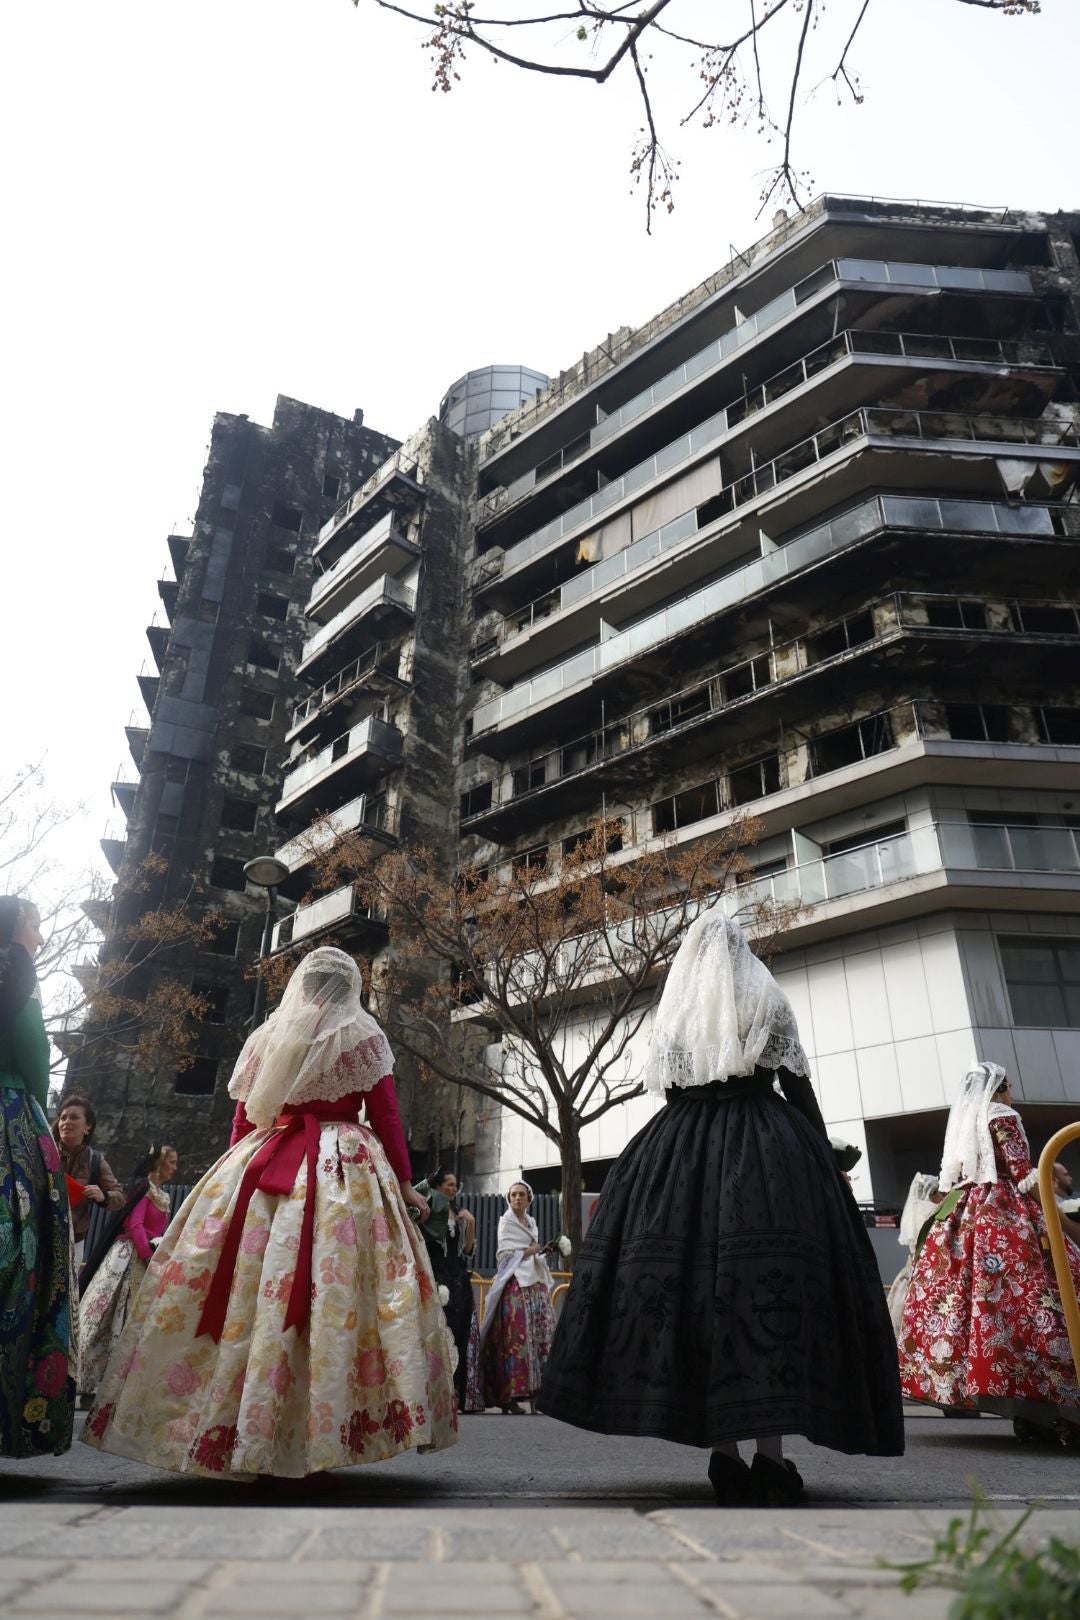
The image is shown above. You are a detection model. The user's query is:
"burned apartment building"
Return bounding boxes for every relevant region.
[62,397,399,1175]
[457,198,1080,1204]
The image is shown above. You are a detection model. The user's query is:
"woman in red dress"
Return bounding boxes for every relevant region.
[899,1061,1080,1446]
[83,947,458,1477]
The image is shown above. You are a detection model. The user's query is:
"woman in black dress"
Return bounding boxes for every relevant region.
[538,913,903,1504]
[415,1168,483,1414]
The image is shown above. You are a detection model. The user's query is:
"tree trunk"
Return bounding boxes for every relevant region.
[557,1111,584,1261]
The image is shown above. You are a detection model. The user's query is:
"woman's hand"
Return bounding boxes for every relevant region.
[83,1183,105,1204]
[523,1241,540,1257]
[401,1183,430,1221]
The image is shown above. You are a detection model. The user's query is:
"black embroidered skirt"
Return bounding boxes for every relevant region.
[538,1078,903,1455]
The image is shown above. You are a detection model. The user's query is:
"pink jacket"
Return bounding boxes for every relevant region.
[124,1191,170,1261]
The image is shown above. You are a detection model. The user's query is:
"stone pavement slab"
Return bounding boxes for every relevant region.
[0,1504,1074,1619]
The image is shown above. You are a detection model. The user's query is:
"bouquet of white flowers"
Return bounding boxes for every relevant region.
[437,1284,450,1307]
[540,1234,573,1260]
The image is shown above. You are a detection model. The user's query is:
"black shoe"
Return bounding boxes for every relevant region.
[749,1452,806,1507]
[707,1451,754,1506]
[501,1400,526,1415]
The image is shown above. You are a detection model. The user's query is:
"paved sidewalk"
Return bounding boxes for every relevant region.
[1,1501,1076,1619]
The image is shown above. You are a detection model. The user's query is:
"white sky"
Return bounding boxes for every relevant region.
[2,0,1077,891]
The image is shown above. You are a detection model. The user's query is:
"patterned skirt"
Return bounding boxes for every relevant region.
[83,1121,458,1477]
[538,1079,904,1454]
[482,1278,556,1405]
[0,1087,74,1457]
[78,1238,146,1399]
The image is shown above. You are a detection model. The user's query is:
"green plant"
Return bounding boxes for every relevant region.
[884,1490,1080,1619]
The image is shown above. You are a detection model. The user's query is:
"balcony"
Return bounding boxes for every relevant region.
[270,883,383,954]
[470,485,1078,742]
[276,714,404,819]
[315,452,425,566]
[297,574,415,681]
[308,513,420,623]
[730,820,1080,934]
[287,642,408,742]
[476,257,1036,528]
[275,793,397,884]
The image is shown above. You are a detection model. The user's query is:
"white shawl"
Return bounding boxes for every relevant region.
[478,1201,553,1347]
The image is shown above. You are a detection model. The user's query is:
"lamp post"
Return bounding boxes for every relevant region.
[243,855,290,1030]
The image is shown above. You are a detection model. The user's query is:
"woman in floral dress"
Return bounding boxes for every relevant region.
[83,947,457,1477]
[77,1143,177,1402]
[899,1062,1080,1446]
[480,1182,556,1415]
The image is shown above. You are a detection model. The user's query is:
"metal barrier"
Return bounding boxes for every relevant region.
[1037,1125,1080,1386]
[471,1270,573,1326]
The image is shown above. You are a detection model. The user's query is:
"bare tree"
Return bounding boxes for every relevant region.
[283,812,799,1252]
[360,2,1040,229]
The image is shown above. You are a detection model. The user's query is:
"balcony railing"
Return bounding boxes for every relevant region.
[732,820,1080,916]
[480,258,1036,526]
[277,714,404,810]
[270,883,380,953]
[308,513,415,617]
[299,575,415,668]
[485,489,1068,656]
[274,793,397,874]
[290,643,406,733]
[317,450,423,551]
[471,480,1077,736]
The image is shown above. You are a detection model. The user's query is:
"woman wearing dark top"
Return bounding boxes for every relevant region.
[415,1168,484,1413]
[0,895,74,1457]
[539,913,903,1505]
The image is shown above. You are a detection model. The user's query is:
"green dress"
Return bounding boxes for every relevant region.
[0,995,75,1456]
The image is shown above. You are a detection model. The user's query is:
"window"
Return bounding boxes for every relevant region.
[322,473,341,500]
[207,919,241,956]
[271,502,302,533]
[247,640,280,673]
[511,844,548,877]
[191,983,230,1023]
[460,782,492,819]
[1018,603,1080,635]
[810,714,894,776]
[264,545,295,576]
[256,591,289,622]
[729,754,780,806]
[231,743,266,775]
[653,779,721,834]
[806,609,876,663]
[561,735,598,774]
[924,598,987,630]
[197,599,219,625]
[512,760,546,797]
[999,936,1080,1028]
[563,823,623,858]
[649,687,710,735]
[1039,707,1080,746]
[220,797,258,833]
[165,759,189,784]
[239,686,274,721]
[209,855,247,892]
[175,1057,219,1096]
[944,703,1010,743]
[724,656,770,702]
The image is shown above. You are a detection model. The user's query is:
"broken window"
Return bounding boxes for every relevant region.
[729,754,780,805]
[512,760,547,797]
[1039,706,1080,746]
[561,735,598,775]
[206,919,241,956]
[197,599,219,625]
[649,686,711,735]
[209,856,247,892]
[322,473,341,500]
[1017,603,1079,635]
[175,1057,219,1096]
[724,656,771,701]
[191,983,230,1023]
[256,591,289,622]
[459,782,493,819]
[264,545,295,575]
[165,759,189,784]
[806,609,876,663]
[239,686,274,721]
[271,502,303,533]
[511,845,548,877]
[945,703,1010,743]
[247,640,280,673]
[810,714,894,776]
[231,743,267,775]
[220,797,258,833]
[653,778,721,833]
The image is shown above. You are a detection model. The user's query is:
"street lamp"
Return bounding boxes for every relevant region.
[244,855,290,1030]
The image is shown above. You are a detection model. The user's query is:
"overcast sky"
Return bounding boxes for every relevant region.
[3,0,1077,892]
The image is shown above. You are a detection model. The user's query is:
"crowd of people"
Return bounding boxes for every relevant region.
[2,892,1078,1501]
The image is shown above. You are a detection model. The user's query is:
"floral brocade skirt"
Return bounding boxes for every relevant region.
[0,1087,74,1457]
[482,1278,556,1405]
[78,1238,146,1399]
[83,1122,458,1477]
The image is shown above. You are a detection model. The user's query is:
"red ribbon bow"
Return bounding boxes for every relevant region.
[196,1110,348,1343]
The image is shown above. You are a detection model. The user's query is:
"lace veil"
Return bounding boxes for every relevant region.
[937,1062,1016,1192]
[228,945,394,1128]
[897,1171,940,1248]
[645,912,810,1091]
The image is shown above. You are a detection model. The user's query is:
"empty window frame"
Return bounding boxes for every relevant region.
[220,797,258,833]
[322,473,341,500]
[256,591,289,622]
[511,844,548,877]
[723,655,772,702]
[512,759,547,797]
[648,686,711,736]
[1016,603,1080,635]
[231,743,267,775]
[809,713,894,776]
[247,640,280,673]
[653,778,721,834]
[922,598,988,630]
[728,754,781,805]
[1038,707,1080,745]
[191,982,230,1023]
[998,935,1080,1028]
[208,856,247,892]
[271,502,303,533]
[806,609,876,663]
[206,918,241,956]
[944,703,1010,742]
[239,686,274,721]
[459,782,493,819]
[264,545,295,576]
[175,1057,219,1096]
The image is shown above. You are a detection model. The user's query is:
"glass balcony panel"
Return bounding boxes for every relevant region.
[1008,826,1080,871]
[941,499,996,531]
[654,436,687,475]
[1004,504,1054,534]
[888,261,937,286]
[838,257,889,282]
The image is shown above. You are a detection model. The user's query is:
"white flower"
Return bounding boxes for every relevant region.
[557,1234,572,1256]
[437,1284,450,1307]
